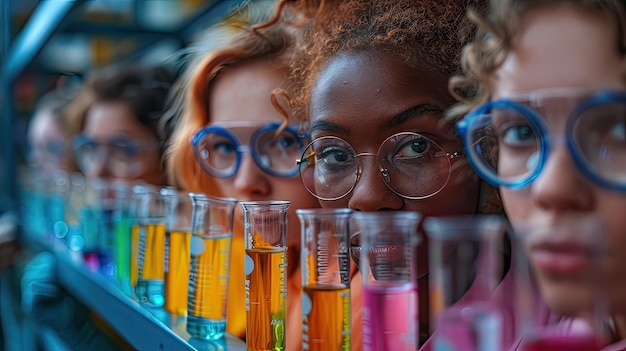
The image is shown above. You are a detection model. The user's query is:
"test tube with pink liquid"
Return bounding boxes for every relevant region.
[353,211,421,351]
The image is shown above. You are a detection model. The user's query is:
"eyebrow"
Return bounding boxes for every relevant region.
[310,103,444,135]
[379,103,444,130]
[310,120,350,135]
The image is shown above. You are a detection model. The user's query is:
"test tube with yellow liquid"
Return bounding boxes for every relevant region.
[134,185,166,308]
[241,201,289,351]
[186,193,238,340]
[297,208,352,351]
[161,187,193,315]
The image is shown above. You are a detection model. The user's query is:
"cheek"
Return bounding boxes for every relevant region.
[212,178,233,197]
[405,176,480,217]
[500,188,532,223]
[272,178,320,209]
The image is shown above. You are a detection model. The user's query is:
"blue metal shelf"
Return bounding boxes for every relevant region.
[54,251,246,351]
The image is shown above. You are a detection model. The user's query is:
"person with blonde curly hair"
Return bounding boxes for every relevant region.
[452,0,626,348]
[164,1,320,348]
[268,0,507,349]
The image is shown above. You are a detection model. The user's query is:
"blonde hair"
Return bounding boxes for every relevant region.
[164,0,297,192]
[448,0,626,121]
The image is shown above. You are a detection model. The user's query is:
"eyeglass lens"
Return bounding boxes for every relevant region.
[298,133,453,200]
[464,100,626,188]
[74,140,145,178]
[194,126,303,178]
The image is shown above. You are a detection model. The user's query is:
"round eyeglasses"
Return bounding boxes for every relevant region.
[456,90,626,191]
[190,122,308,178]
[72,133,157,178]
[296,133,464,201]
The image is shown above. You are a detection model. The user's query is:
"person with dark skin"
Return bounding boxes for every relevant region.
[267,0,504,349]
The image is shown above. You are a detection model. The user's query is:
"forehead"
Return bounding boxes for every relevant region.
[309,52,452,142]
[84,101,153,139]
[494,4,624,98]
[209,59,289,125]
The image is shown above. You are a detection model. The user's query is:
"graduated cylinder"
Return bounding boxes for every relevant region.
[242,201,289,351]
[297,208,352,351]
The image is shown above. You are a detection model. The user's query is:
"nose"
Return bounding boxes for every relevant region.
[232,153,271,196]
[87,152,112,179]
[531,144,594,212]
[348,156,404,211]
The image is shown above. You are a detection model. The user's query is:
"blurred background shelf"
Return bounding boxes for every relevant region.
[55,249,246,351]
[1,1,264,349]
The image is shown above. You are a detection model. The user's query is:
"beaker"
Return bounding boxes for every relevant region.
[354,211,421,351]
[186,193,238,340]
[241,200,290,351]
[297,208,352,351]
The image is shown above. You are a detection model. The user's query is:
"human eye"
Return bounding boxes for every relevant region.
[269,133,298,151]
[492,109,537,147]
[317,144,355,170]
[502,125,537,146]
[110,141,141,159]
[393,135,431,159]
[210,137,236,155]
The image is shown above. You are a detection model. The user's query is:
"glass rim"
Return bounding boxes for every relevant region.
[422,214,507,241]
[295,207,353,217]
[298,133,458,201]
[188,192,238,205]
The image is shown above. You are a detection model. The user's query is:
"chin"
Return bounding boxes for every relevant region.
[536,274,597,318]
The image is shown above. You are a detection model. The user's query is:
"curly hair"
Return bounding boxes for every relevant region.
[163,0,296,191]
[272,0,487,123]
[448,0,626,121]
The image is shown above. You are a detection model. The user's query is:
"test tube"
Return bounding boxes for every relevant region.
[241,200,290,351]
[160,187,193,316]
[297,208,352,351]
[133,184,166,308]
[354,211,421,351]
[111,179,133,295]
[186,193,238,340]
[424,215,505,351]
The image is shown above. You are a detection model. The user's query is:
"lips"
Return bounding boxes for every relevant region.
[528,239,596,275]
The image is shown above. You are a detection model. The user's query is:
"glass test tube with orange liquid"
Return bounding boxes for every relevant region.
[297,208,352,351]
[242,201,289,351]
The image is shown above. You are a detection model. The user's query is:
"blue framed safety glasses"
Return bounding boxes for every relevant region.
[190,122,308,178]
[72,133,156,178]
[456,90,626,191]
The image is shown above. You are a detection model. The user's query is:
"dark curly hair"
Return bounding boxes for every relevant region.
[269,0,487,123]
